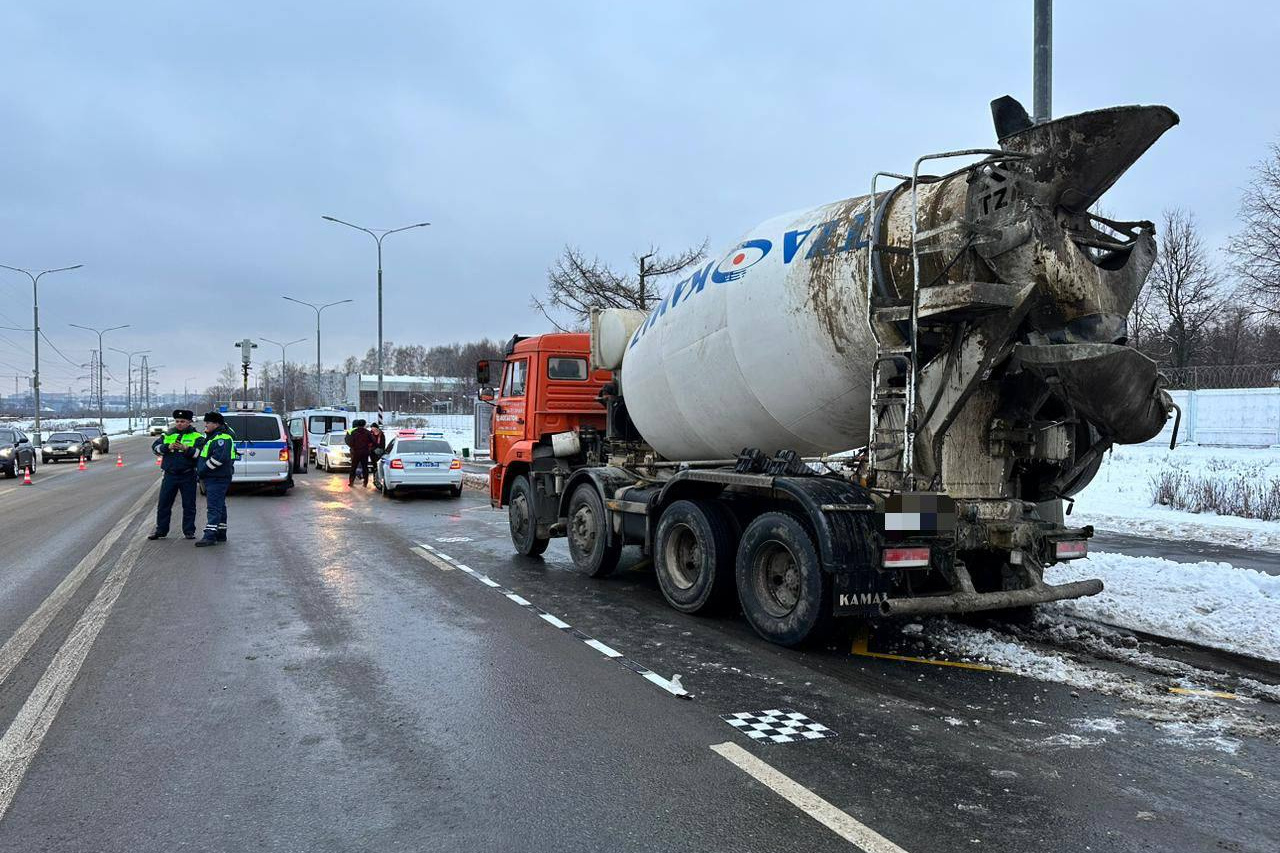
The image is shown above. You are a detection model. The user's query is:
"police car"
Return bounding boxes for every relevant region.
[208,403,294,495]
[372,430,463,498]
[314,431,352,472]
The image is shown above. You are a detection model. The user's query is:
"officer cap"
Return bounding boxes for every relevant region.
[202,411,225,425]
[173,409,194,420]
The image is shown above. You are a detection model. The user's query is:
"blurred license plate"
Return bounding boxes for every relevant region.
[414,461,439,468]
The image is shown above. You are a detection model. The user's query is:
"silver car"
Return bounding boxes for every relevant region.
[314,431,352,472]
[373,434,463,498]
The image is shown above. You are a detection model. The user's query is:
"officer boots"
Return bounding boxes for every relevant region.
[146,530,167,540]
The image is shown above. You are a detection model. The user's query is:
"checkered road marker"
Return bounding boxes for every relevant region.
[721,709,837,744]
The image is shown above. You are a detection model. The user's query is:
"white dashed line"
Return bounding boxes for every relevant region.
[711,742,909,852]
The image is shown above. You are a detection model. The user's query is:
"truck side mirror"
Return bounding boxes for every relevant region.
[476,360,491,385]
[478,387,495,403]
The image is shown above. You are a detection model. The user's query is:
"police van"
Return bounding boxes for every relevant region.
[211,402,294,495]
[286,407,355,465]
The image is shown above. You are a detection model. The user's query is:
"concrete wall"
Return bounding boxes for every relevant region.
[1143,387,1280,447]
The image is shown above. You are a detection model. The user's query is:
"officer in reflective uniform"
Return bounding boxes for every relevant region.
[195,411,237,547]
[147,408,201,540]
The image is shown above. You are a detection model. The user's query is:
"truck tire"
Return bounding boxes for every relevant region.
[735,512,832,647]
[509,475,550,557]
[566,483,620,577]
[654,500,737,614]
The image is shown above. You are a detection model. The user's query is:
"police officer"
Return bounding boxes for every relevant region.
[147,409,201,540]
[195,411,237,547]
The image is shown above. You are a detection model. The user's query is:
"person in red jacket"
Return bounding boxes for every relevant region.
[344,419,374,487]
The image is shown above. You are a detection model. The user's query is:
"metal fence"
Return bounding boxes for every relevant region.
[1159,363,1280,390]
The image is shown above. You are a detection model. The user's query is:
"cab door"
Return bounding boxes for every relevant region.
[491,356,528,466]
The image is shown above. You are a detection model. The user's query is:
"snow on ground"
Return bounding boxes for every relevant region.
[2,416,138,437]
[1046,551,1280,663]
[1073,443,1280,551]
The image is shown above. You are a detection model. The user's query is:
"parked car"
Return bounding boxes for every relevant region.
[148,416,169,436]
[77,425,110,454]
[314,431,351,472]
[373,431,463,498]
[0,428,38,478]
[214,408,294,495]
[42,431,95,464]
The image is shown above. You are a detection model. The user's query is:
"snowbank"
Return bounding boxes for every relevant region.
[1073,444,1280,551]
[1047,551,1280,663]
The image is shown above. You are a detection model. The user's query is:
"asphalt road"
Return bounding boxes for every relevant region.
[0,437,1276,852]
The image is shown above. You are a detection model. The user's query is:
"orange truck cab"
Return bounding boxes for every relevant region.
[478,334,611,541]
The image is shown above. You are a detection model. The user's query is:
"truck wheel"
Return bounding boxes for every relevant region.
[509,475,550,557]
[735,512,832,647]
[655,500,737,614]
[567,483,620,577]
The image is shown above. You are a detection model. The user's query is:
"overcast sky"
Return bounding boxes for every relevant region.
[1,1,1276,395]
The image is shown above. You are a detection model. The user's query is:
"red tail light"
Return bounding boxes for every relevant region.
[390,459,404,469]
[882,546,931,568]
[278,448,289,462]
[1055,540,1088,560]
[450,459,462,470]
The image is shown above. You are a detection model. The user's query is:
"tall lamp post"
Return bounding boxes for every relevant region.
[70,323,128,430]
[109,346,150,433]
[321,215,429,423]
[0,263,83,439]
[183,376,196,404]
[282,297,351,407]
[260,337,306,414]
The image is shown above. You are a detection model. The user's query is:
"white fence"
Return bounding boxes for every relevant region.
[1144,387,1280,447]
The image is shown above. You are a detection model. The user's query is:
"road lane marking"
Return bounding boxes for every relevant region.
[414,541,690,699]
[0,512,150,820]
[0,481,158,689]
[1168,687,1238,700]
[710,741,910,853]
[412,547,455,571]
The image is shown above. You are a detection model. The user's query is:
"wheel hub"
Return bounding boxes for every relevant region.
[754,540,801,617]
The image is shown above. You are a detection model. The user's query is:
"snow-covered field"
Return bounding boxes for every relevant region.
[1,417,140,437]
[1073,444,1280,551]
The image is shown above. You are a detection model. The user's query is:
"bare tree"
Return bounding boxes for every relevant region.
[533,241,708,331]
[1227,141,1280,317]
[1150,209,1224,368]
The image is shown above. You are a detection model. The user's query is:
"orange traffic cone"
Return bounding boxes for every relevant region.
[116,453,124,468]
[78,456,87,471]
[22,466,32,485]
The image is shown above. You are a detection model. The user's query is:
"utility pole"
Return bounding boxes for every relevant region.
[235,338,258,402]
[260,336,306,413]
[70,323,127,431]
[282,297,351,406]
[1033,0,1052,124]
[321,215,430,424]
[637,252,655,311]
[110,347,150,433]
[0,263,83,440]
[140,355,150,415]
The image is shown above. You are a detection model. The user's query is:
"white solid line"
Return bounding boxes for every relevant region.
[0,520,151,819]
[505,593,532,606]
[0,481,159,688]
[642,671,688,696]
[584,638,623,658]
[710,742,909,853]
[539,613,571,629]
[476,575,501,588]
[412,547,456,571]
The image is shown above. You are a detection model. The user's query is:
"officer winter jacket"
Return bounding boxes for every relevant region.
[196,430,237,480]
[152,427,201,475]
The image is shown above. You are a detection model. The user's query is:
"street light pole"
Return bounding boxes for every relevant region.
[282,296,352,407]
[260,337,307,414]
[321,215,429,424]
[0,263,83,439]
[70,322,128,431]
[110,347,150,433]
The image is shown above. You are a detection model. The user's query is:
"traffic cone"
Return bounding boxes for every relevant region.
[22,466,32,485]
[78,456,86,471]
[116,453,124,468]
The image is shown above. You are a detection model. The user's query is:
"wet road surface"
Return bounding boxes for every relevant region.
[0,440,1276,852]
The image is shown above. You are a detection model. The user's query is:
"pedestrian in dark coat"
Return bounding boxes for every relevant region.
[345,419,374,487]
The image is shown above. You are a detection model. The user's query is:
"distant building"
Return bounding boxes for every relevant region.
[342,374,465,413]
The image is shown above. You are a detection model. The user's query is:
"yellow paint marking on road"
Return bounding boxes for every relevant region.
[849,627,1005,673]
[1168,687,1238,700]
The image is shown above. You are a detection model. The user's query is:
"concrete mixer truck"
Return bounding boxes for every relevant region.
[479,96,1180,647]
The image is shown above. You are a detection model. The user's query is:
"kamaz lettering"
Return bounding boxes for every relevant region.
[630,209,870,349]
